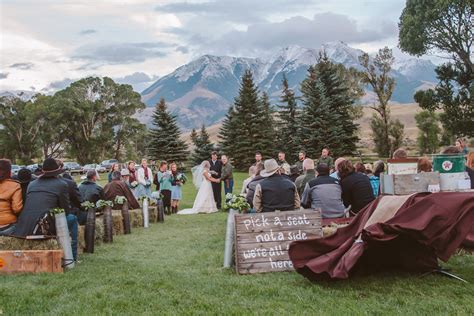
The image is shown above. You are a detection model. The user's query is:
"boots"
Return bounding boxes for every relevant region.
[165,206,171,215]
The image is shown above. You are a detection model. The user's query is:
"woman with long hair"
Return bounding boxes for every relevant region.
[108,163,120,183]
[170,163,186,213]
[0,159,23,236]
[339,160,375,214]
[136,158,153,199]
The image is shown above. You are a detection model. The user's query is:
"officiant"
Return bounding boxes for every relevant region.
[209,151,222,209]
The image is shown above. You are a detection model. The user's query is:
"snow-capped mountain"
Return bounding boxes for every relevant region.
[141,41,437,129]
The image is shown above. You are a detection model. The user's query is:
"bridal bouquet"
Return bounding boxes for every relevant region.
[223,193,250,213]
[176,173,188,185]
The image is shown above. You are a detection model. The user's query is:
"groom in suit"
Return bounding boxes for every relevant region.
[209,151,222,209]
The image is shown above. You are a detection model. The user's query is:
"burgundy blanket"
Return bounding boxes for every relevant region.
[289,192,474,280]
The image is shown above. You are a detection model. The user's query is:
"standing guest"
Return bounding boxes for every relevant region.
[253,159,300,213]
[170,163,185,213]
[221,155,234,196]
[209,152,223,209]
[417,157,433,173]
[465,152,474,189]
[392,148,408,159]
[330,157,346,179]
[108,163,120,183]
[252,152,263,167]
[79,170,104,204]
[295,151,306,175]
[136,159,153,199]
[295,158,316,196]
[241,166,256,196]
[104,171,140,209]
[339,160,375,214]
[13,168,36,204]
[317,147,334,170]
[277,151,287,166]
[127,161,138,194]
[354,162,367,174]
[246,163,265,207]
[0,159,23,236]
[156,161,173,215]
[301,163,346,218]
[455,138,468,155]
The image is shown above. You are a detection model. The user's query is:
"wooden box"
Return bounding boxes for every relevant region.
[0,250,63,274]
[381,172,440,195]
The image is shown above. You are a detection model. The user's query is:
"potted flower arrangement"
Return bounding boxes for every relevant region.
[51,208,75,268]
[115,196,131,234]
[222,193,250,213]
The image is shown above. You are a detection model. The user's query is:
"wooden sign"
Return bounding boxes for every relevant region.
[381,172,440,195]
[234,210,322,275]
[0,250,63,274]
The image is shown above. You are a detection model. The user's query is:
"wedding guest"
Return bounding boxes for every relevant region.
[127,161,138,194]
[156,161,173,214]
[221,155,234,196]
[61,171,85,225]
[373,160,385,178]
[339,160,375,214]
[365,164,380,197]
[209,152,222,209]
[317,147,334,169]
[392,148,408,159]
[121,168,130,186]
[301,163,345,218]
[417,157,432,173]
[104,171,140,209]
[79,170,104,204]
[455,138,468,155]
[252,152,263,167]
[253,159,300,213]
[170,163,185,213]
[354,162,366,174]
[330,157,346,179]
[13,168,36,204]
[0,159,23,236]
[465,152,474,189]
[295,151,306,175]
[280,163,291,177]
[241,166,256,196]
[136,159,153,199]
[295,158,316,196]
[246,163,265,207]
[277,151,287,166]
[289,166,300,182]
[108,163,120,183]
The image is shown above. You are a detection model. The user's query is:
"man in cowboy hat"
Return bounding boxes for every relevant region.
[253,159,300,213]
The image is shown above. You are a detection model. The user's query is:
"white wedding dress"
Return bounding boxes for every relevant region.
[178,169,218,215]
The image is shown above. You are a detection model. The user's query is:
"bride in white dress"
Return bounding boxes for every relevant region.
[178,161,220,215]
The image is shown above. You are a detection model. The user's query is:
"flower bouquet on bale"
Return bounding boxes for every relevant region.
[223,193,250,214]
[51,208,75,268]
[81,201,97,253]
[130,181,138,189]
[96,200,114,243]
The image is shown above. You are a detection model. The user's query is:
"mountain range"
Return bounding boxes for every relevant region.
[139,41,437,129]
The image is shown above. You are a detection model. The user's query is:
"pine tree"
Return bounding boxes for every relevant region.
[277,75,300,163]
[220,70,275,170]
[148,98,189,164]
[190,124,214,165]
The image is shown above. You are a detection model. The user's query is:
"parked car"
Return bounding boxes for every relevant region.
[82,163,106,174]
[11,165,20,175]
[63,162,82,175]
[100,159,118,171]
[27,164,39,172]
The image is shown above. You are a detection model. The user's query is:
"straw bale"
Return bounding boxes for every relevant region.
[0,236,60,250]
[129,209,144,228]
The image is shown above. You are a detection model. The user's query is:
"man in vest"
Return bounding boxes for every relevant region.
[253,159,300,213]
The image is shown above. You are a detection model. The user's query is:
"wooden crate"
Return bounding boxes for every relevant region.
[0,250,63,274]
[381,172,440,195]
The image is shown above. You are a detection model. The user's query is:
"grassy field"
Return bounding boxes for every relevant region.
[1,172,473,315]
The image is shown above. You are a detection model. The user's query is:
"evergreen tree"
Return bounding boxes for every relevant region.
[277,75,300,163]
[415,110,441,154]
[148,98,189,165]
[190,124,214,165]
[220,70,274,170]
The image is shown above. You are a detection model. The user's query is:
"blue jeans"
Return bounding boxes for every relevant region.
[224,179,234,196]
[66,214,78,261]
[0,224,16,236]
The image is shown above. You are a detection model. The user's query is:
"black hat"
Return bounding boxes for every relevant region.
[41,158,64,177]
[17,168,35,184]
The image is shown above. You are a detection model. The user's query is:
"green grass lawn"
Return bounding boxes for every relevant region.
[1,172,473,315]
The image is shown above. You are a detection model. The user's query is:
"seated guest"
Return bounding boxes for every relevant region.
[466,152,474,189]
[289,165,300,182]
[330,157,346,179]
[373,160,385,178]
[354,162,366,174]
[240,166,256,196]
[295,158,316,196]
[59,162,84,226]
[246,163,265,207]
[339,160,375,214]
[392,148,408,159]
[13,158,78,259]
[417,157,432,173]
[0,159,23,236]
[317,147,334,169]
[12,168,36,204]
[365,164,380,197]
[79,170,104,204]
[280,163,291,178]
[104,171,140,209]
[253,159,300,213]
[301,163,345,218]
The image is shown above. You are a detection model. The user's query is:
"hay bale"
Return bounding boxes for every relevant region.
[0,236,60,250]
[112,210,125,235]
[129,209,143,228]
[149,206,157,223]
[78,219,104,253]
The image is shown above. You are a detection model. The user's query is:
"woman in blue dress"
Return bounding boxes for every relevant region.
[170,163,186,213]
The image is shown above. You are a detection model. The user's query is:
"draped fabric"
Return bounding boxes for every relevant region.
[289,192,474,280]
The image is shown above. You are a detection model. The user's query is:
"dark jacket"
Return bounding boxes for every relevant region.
[209,159,222,179]
[246,175,265,207]
[466,167,474,189]
[61,175,83,216]
[79,180,105,204]
[254,174,300,212]
[301,175,345,218]
[13,176,70,237]
[295,169,316,196]
[104,180,140,209]
[340,172,375,214]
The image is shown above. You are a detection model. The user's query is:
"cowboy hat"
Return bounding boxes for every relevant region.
[260,159,280,177]
[40,158,64,177]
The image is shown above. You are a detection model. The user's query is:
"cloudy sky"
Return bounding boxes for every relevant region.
[1,0,409,93]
